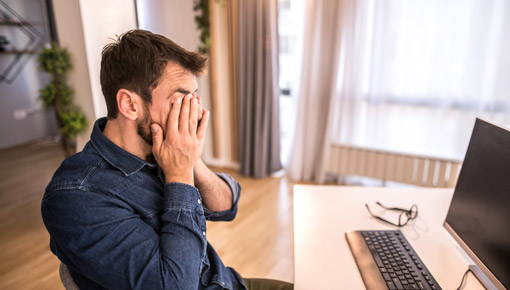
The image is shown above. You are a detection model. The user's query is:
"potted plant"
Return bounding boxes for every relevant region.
[38,42,87,157]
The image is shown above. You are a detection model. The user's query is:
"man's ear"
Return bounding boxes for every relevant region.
[116,89,142,121]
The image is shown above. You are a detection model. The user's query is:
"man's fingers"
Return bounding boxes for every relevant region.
[197,96,203,120]
[168,97,182,135]
[151,123,163,154]
[196,109,209,140]
[189,97,199,136]
[179,94,192,133]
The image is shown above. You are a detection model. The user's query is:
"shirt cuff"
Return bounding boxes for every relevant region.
[215,173,240,206]
[163,182,202,209]
[202,173,241,221]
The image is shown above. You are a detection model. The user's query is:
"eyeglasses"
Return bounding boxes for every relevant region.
[365,202,418,227]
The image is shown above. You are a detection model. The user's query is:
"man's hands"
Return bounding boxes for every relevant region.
[151,94,209,185]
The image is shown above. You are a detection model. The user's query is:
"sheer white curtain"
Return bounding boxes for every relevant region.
[333,0,510,160]
[288,0,510,182]
[287,0,352,182]
[364,0,510,109]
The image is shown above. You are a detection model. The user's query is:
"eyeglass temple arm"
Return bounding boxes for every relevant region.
[365,204,375,216]
[376,201,414,213]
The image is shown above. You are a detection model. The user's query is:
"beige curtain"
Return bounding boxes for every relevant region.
[237,0,281,178]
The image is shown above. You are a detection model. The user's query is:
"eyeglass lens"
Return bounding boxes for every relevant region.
[366,202,418,227]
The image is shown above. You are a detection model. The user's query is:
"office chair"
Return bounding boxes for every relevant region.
[59,263,80,290]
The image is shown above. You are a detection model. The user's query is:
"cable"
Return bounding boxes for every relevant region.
[456,268,473,290]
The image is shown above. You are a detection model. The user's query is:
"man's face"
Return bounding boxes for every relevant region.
[137,62,198,145]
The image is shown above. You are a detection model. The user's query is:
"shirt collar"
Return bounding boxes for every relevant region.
[90,117,155,176]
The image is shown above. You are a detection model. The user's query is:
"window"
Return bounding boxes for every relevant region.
[332,0,510,160]
[278,0,304,166]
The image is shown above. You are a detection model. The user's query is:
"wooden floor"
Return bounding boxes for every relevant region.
[0,141,295,289]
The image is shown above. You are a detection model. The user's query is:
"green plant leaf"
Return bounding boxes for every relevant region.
[193,0,211,54]
[59,107,87,139]
[39,83,56,108]
[38,42,72,77]
[59,83,74,107]
[38,82,73,108]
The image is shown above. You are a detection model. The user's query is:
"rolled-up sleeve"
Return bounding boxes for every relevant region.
[202,173,242,222]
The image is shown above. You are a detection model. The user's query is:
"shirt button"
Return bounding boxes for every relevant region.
[221,282,225,286]
[202,231,206,236]
[197,199,201,204]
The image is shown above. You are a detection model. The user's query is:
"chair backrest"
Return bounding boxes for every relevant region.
[60,263,80,290]
[326,143,462,187]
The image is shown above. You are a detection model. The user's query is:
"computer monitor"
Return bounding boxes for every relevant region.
[444,118,510,290]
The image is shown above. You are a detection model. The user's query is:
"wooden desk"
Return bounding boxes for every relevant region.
[293,185,485,290]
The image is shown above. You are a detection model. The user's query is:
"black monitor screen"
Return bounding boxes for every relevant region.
[445,119,510,288]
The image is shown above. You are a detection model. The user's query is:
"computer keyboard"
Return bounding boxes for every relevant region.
[346,230,442,290]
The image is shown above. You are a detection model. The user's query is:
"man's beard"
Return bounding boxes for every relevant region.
[137,104,153,146]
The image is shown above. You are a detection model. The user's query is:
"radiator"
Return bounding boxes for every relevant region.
[326,143,462,187]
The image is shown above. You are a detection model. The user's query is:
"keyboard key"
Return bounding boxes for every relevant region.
[392,277,403,289]
[369,245,385,267]
[417,281,426,289]
[387,281,397,290]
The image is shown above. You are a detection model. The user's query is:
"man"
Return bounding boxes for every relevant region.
[41,30,292,290]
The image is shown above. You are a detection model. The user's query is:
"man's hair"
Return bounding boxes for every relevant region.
[100,29,208,119]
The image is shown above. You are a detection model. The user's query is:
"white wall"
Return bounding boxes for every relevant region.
[52,0,137,150]
[137,0,201,52]
[79,0,137,120]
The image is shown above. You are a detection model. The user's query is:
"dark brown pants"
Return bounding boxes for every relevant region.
[242,278,294,290]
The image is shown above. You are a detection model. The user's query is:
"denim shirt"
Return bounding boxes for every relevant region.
[41,118,246,290]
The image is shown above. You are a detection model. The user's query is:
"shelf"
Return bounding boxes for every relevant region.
[0,50,39,54]
[0,0,45,84]
[0,21,40,26]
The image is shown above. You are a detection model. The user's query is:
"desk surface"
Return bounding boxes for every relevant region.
[293,185,485,290]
